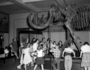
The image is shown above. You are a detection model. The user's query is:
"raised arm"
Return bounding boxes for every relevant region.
[80,50,83,58]
[62,50,65,57]
[72,50,75,57]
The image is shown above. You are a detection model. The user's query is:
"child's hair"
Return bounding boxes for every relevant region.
[42,37,45,41]
[58,40,62,44]
[66,43,71,48]
[83,42,89,45]
[31,38,36,44]
[34,39,39,43]
[22,42,29,49]
[47,38,50,41]
[38,41,42,44]
[37,44,43,50]
[53,41,56,44]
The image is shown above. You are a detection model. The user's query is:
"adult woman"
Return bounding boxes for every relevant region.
[62,42,75,70]
[80,42,90,70]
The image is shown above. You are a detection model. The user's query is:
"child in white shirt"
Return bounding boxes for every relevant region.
[33,44,45,70]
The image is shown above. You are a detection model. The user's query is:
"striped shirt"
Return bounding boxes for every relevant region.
[50,47,61,58]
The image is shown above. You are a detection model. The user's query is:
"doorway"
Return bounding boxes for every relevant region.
[0,34,4,48]
[17,28,42,45]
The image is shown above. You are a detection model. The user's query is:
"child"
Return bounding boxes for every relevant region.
[17,43,32,70]
[33,44,45,70]
[17,43,25,69]
[23,43,33,70]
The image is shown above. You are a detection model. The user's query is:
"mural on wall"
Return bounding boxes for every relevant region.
[0,13,9,33]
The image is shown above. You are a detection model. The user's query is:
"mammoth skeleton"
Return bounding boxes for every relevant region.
[27,5,84,50]
[27,4,90,31]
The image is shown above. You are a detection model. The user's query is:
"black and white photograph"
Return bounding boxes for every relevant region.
[0,0,90,70]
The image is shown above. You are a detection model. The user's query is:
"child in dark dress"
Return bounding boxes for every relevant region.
[33,44,45,70]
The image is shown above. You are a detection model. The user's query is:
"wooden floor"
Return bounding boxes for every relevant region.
[0,57,82,70]
[0,58,52,70]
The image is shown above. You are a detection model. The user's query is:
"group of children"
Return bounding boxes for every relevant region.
[17,37,63,70]
[17,37,90,70]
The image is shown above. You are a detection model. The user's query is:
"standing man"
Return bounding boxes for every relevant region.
[50,44,61,70]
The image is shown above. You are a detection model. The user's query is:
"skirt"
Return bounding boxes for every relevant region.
[23,54,32,65]
[81,53,90,67]
[64,55,72,70]
[36,57,44,65]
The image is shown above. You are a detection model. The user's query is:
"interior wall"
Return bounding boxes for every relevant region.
[42,32,65,43]
[9,13,29,43]
[36,34,43,41]
[3,33,9,47]
[88,31,90,44]
[75,31,89,44]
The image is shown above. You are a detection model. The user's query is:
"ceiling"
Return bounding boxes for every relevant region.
[0,0,90,14]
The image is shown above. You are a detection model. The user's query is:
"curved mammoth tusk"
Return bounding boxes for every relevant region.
[27,12,53,30]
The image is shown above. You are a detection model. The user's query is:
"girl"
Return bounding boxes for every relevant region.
[62,42,75,70]
[17,43,25,69]
[33,44,45,70]
[80,42,90,70]
[31,39,39,64]
[23,43,33,70]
